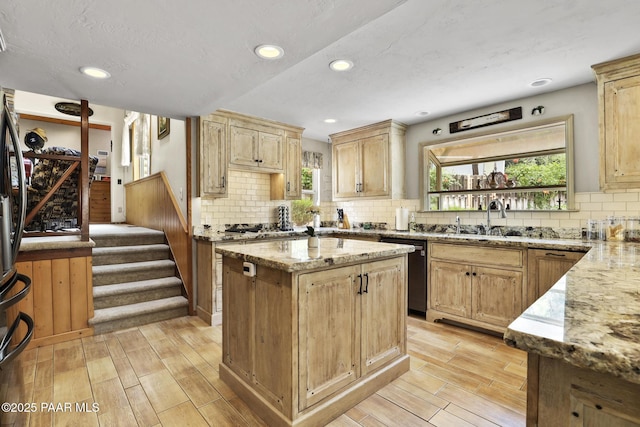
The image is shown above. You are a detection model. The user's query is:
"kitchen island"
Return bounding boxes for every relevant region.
[504,241,640,426]
[215,237,414,427]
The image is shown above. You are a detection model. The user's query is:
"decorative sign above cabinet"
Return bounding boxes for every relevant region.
[449,107,522,134]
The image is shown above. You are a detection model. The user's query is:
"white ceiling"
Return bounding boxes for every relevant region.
[2,0,640,141]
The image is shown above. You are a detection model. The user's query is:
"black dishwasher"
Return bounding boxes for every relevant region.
[380,238,427,315]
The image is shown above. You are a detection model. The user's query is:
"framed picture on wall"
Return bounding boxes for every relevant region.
[158,116,170,139]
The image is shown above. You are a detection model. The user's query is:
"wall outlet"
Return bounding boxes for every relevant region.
[118,207,123,213]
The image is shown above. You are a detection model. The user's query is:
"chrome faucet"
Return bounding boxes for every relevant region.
[486,199,507,235]
[455,216,461,234]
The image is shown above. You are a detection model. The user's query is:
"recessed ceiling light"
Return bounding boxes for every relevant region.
[530,78,552,87]
[415,111,430,117]
[324,118,337,123]
[254,44,284,60]
[329,59,354,71]
[80,66,111,79]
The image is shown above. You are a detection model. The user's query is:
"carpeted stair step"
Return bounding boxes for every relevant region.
[93,259,176,286]
[89,296,189,335]
[91,226,166,248]
[93,277,184,309]
[92,244,171,266]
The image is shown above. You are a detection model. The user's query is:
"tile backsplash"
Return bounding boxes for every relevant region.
[200,170,640,239]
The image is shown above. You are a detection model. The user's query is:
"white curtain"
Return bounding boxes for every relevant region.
[302,151,323,169]
[121,111,139,167]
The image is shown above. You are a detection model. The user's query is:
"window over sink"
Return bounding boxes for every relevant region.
[421,115,574,212]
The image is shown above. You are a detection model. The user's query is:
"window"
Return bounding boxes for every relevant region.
[301,167,320,205]
[422,115,574,211]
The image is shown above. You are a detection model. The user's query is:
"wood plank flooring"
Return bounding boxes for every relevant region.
[0,315,526,426]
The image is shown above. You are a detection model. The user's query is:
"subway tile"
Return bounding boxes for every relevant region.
[590,193,615,203]
[613,192,639,202]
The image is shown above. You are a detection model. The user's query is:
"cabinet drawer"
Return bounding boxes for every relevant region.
[430,242,523,268]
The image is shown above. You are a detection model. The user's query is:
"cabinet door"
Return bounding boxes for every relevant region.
[360,134,389,197]
[333,140,360,199]
[603,75,640,188]
[298,265,360,410]
[471,266,523,327]
[200,119,227,196]
[361,257,404,376]
[253,267,292,413]
[284,135,301,199]
[223,262,254,381]
[230,125,258,167]
[527,249,584,306]
[429,260,471,318]
[258,131,283,171]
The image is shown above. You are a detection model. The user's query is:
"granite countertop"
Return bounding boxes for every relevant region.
[215,237,415,272]
[193,226,591,252]
[504,240,640,385]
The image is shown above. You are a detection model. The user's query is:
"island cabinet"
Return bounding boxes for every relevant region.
[527,248,585,306]
[528,355,640,427]
[217,238,411,427]
[331,119,407,200]
[428,242,526,333]
[298,257,405,410]
[592,53,640,190]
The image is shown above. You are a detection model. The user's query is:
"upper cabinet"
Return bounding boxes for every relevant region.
[270,134,302,200]
[593,53,640,191]
[331,119,407,201]
[199,113,228,197]
[198,110,304,199]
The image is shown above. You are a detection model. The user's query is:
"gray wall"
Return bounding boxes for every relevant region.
[404,83,599,199]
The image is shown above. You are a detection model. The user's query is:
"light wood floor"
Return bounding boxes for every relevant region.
[0,315,526,426]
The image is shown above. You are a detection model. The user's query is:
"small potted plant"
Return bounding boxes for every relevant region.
[306,226,319,248]
[307,205,321,228]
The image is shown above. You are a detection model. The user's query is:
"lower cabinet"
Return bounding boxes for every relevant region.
[428,242,525,332]
[220,255,408,426]
[527,248,585,306]
[298,257,404,410]
[530,354,640,426]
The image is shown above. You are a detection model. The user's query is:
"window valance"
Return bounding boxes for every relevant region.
[302,151,323,169]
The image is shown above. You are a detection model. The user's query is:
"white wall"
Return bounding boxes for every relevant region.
[404,83,599,197]
[150,116,188,218]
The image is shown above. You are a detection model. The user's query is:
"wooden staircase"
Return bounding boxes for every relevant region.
[89,224,189,334]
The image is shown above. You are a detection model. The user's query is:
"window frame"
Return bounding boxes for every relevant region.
[419,114,575,212]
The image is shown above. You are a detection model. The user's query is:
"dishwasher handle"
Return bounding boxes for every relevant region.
[413,245,425,256]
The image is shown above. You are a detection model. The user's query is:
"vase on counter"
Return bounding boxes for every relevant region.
[313,214,320,229]
[308,236,319,248]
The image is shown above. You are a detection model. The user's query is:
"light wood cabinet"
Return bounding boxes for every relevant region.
[199,110,304,199]
[270,133,302,200]
[199,114,228,197]
[428,242,525,332]
[230,121,283,172]
[529,354,640,427]
[527,248,585,306]
[331,119,407,200]
[220,254,408,426]
[298,257,405,410]
[593,53,640,190]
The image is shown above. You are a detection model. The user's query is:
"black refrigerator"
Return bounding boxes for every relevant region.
[0,88,33,369]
